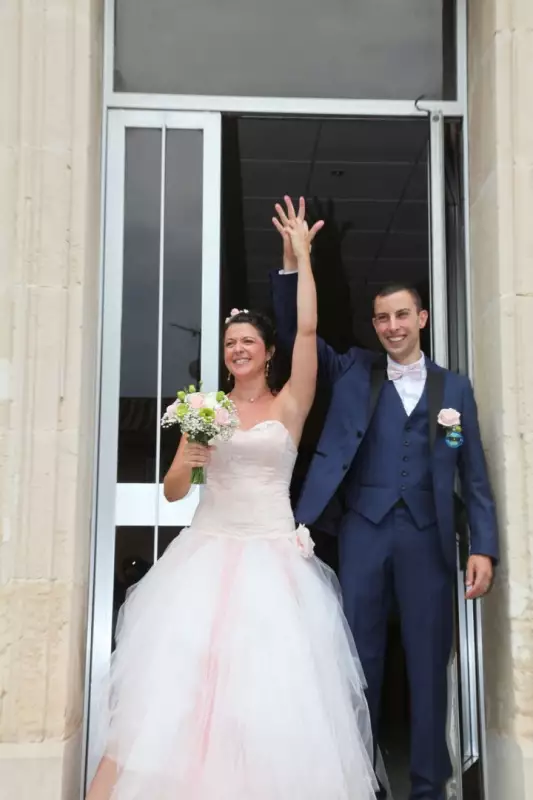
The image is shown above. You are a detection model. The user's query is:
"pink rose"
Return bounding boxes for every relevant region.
[294,525,315,559]
[188,393,205,409]
[166,400,179,415]
[437,408,461,428]
[215,407,230,425]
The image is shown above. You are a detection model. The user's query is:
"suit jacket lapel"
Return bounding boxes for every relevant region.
[369,355,387,422]
[426,361,445,452]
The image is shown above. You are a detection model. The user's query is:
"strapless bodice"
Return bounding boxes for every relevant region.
[189,420,297,538]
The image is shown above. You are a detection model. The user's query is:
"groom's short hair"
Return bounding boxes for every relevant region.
[373,283,424,314]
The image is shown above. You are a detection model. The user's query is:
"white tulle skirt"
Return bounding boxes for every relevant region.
[95,528,378,799]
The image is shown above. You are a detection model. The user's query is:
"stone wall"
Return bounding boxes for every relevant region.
[468,1,533,797]
[1,1,532,798]
[0,1,103,798]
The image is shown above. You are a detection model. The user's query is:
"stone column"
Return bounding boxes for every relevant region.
[468,1,533,796]
[0,1,103,798]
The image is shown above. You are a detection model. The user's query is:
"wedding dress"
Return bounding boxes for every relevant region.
[96,420,377,799]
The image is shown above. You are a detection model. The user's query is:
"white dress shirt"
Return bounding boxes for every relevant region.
[387,354,427,416]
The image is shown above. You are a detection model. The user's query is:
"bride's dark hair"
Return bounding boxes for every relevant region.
[224,309,282,391]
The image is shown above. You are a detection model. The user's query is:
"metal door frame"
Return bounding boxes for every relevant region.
[83,114,484,800]
[102,0,468,118]
[83,2,483,792]
[84,110,484,800]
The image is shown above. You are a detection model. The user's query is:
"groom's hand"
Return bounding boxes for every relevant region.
[273,196,323,272]
[465,554,493,599]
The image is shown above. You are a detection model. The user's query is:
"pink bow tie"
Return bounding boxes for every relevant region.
[387,363,424,381]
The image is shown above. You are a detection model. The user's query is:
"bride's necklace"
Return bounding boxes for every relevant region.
[231,388,270,404]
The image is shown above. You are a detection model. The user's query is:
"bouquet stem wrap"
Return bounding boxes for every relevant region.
[191,466,205,485]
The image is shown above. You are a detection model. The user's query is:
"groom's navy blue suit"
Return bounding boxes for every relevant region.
[271,271,498,800]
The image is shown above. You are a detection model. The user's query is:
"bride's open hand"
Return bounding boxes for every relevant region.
[285,217,320,261]
[272,196,324,270]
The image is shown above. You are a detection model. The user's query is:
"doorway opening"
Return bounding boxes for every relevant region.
[89,108,482,799]
[220,114,431,798]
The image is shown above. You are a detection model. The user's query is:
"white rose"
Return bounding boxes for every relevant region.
[437,408,461,428]
[294,525,315,559]
[203,392,218,409]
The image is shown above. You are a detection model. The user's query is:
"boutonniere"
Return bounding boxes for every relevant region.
[437,408,464,448]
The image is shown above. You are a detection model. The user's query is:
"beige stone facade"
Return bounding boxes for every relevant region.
[0,1,532,798]
[468,0,533,795]
[0,0,103,798]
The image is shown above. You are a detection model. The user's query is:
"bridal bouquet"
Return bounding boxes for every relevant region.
[161,385,239,484]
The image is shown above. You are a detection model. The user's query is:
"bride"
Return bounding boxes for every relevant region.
[87,198,378,799]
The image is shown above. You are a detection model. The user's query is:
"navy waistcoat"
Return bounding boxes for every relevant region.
[344,379,437,529]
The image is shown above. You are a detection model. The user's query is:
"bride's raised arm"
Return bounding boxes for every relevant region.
[273,197,323,428]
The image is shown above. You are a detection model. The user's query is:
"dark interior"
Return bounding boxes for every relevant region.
[221,114,432,797]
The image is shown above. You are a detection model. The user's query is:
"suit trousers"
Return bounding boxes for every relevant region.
[338,504,454,800]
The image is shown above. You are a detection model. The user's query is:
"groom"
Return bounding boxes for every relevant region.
[270,198,498,800]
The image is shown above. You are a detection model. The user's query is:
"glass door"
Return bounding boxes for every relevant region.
[85,110,221,785]
[429,111,486,800]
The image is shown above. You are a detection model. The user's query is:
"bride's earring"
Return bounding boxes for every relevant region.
[227,370,233,385]
[265,360,271,379]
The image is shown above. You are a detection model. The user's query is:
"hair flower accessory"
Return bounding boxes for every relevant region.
[225,308,249,323]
